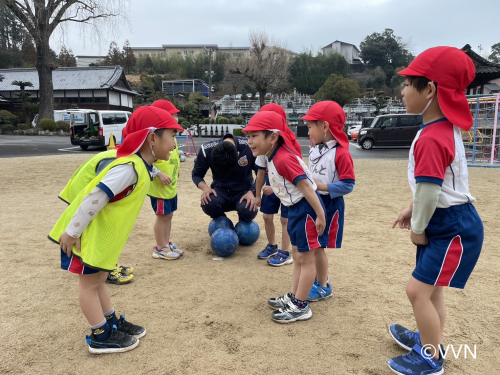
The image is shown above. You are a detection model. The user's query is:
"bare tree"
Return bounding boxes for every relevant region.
[228,29,291,108]
[219,69,247,96]
[2,1,128,123]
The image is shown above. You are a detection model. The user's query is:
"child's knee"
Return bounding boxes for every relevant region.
[297,251,315,265]
[280,217,288,226]
[406,282,422,303]
[263,213,274,223]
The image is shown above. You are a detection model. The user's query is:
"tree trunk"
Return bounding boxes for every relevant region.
[259,90,265,108]
[35,32,55,126]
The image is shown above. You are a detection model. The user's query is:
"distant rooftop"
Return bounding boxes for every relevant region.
[322,40,360,53]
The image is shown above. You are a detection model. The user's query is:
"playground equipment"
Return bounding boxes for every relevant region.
[175,129,197,157]
[465,94,500,167]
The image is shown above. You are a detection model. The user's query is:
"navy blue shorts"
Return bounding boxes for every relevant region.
[260,192,289,219]
[61,249,99,274]
[287,194,329,252]
[320,194,344,249]
[413,203,483,289]
[150,196,178,215]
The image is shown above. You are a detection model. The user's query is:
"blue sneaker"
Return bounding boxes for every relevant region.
[389,324,422,351]
[267,250,293,267]
[387,344,444,375]
[307,281,333,301]
[258,244,278,259]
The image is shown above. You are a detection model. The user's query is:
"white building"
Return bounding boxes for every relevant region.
[75,56,106,67]
[322,40,361,65]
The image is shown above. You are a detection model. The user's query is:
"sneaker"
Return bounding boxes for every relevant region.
[86,325,139,354]
[387,344,444,375]
[307,281,333,301]
[267,250,293,267]
[258,244,279,259]
[271,301,313,324]
[115,263,134,275]
[268,293,292,310]
[389,324,422,351]
[106,270,134,285]
[117,315,146,339]
[168,242,184,256]
[152,246,180,260]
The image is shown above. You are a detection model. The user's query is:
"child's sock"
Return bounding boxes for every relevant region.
[90,319,111,341]
[270,244,278,249]
[287,292,295,299]
[291,296,308,309]
[104,307,119,327]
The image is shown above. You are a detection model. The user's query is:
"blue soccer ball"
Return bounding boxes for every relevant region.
[210,228,239,257]
[234,221,260,246]
[208,216,235,236]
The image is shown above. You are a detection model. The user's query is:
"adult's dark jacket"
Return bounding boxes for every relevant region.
[192,134,256,193]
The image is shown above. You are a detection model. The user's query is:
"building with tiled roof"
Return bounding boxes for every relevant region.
[0,66,136,112]
[462,44,500,94]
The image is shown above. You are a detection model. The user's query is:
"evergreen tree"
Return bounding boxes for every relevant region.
[103,41,123,66]
[57,46,76,67]
[122,40,136,73]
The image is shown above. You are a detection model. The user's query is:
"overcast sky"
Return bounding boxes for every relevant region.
[53,0,500,58]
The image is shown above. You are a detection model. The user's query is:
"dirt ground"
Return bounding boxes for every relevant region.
[0,154,498,375]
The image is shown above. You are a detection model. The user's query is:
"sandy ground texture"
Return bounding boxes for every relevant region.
[0,154,498,375]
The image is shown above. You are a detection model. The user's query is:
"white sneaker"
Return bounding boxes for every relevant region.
[152,246,180,260]
[167,242,183,256]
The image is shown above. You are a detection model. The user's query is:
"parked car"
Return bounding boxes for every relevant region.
[222,95,231,100]
[351,129,360,142]
[265,92,272,97]
[70,110,132,150]
[32,110,81,127]
[357,114,423,150]
[347,124,362,139]
[255,92,260,98]
[361,116,375,128]
[246,93,253,99]
[235,94,242,100]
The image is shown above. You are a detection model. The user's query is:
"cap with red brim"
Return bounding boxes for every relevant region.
[116,106,183,158]
[397,46,475,131]
[259,103,302,156]
[242,111,300,157]
[151,99,180,115]
[301,101,349,149]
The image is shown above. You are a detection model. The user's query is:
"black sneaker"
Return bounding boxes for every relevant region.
[117,315,146,338]
[86,325,139,354]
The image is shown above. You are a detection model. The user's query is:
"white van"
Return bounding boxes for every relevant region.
[32,110,80,127]
[69,110,132,150]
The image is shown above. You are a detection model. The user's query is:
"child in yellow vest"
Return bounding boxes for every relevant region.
[149,100,184,260]
[58,148,136,284]
[49,106,183,354]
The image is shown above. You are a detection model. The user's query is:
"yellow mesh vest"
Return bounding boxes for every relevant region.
[59,149,117,204]
[148,138,180,200]
[49,154,152,271]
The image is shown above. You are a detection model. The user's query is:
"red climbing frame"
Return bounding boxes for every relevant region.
[184,129,198,157]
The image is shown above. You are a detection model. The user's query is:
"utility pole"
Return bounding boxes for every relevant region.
[205,47,214,124]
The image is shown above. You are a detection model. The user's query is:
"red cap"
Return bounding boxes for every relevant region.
[259,103,302,156]
[242,111,300,157]
[398,46,475,131]
[116,106,183,158]
[151,99,180,115]
[301,101,349,149]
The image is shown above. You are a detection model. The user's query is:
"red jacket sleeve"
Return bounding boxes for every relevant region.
[414,132,454,186]
[274,149,306,184]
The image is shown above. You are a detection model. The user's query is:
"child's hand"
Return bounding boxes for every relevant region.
[410,230,428,246]
[316,215,326,236]
[262,186,273,196]
[313,178,328,192]
[158,172,172,186]
[392,205,413,230]
[59,232,81,257]
[255,196,262,208]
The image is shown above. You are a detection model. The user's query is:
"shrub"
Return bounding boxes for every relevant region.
[0,124,15,133]
[233,117,243,125]
[0,110,19,126]
[16,123,31,130]
[233,128,243,137]
[40,118,57,131]
[217,116,229,124]
[56,120,70,131]
[180,120,190,129]
[178,117,187,124]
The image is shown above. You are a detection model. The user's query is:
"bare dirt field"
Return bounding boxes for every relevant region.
[0,154,498,375]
